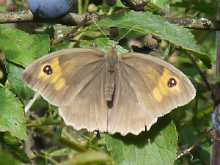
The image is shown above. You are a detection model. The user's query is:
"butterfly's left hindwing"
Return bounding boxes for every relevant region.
[59,66,108,132]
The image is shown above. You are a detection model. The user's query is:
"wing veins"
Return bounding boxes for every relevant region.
[121,58,176,112]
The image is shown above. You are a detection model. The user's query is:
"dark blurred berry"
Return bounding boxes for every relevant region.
[109,27,120,39]
[105,0,116,6]
[212,104,220,135]
[28,0,74,21]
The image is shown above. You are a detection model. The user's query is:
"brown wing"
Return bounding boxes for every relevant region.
[59,66,108,132]
[117,53,196,117]
[107,64,158,135]
[107,52,195,135]
[22,48,106,106]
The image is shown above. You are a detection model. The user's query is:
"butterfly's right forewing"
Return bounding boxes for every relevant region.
[22,49,106,106]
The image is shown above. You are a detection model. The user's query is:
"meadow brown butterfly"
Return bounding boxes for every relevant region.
[22,39,196,135]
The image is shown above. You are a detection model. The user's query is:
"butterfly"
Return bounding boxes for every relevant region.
[22,40,196,136]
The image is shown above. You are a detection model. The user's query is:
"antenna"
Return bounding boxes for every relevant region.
[92,19,109,39]
[117,24,140,42]
[91,17,140,42]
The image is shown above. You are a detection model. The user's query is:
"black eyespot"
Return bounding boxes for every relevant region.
[167,78,177,87]
[43,65,53,75]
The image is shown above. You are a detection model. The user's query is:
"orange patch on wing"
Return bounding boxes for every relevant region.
[55,78,66,91]
[152,87,162,102]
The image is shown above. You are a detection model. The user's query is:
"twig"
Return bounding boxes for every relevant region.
[1,10,220,30]
[0,10,34,23]
[0,10,94,26]
[165,17,217,30]
[51,14,90,46]
[176,127,214,160]
[184,51,216,104]
[34,126,86,152]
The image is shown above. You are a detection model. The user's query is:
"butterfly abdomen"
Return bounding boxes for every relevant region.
[105,71,115,102]
[105,49,118,102]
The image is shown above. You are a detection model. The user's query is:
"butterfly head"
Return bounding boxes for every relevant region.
[107,43,119,59]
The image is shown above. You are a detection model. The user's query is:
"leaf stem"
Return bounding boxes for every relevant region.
[34,126,87,152]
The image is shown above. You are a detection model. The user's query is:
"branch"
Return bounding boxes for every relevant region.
[34,126,86,152]
[211,2,220,165]
[176,127,213,161]
[51,14,90,46]
[0,10,105,26]
[165,17,218,30]
[1,10,220,30]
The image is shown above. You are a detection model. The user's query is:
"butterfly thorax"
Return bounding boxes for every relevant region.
[106,46,118,72]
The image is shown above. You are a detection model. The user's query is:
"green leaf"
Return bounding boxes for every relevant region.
[4,34,49,100]
[0,3,7,13]
[0,88,28,140]
[151,0,169,9]
[105,117,177,165]
[0,150,20,165]
[213,76,220,82]
[6,61,34,99]
[171,0,216,17]
[50,148,74,156]
[34,34,50,59]
[60,150,112,165]
[115,0,126,8]
[80,38,128,54]
[89,11,211,68]
[50,40,72,52]
[0,28,38,68]
[53,127,62,143]
[0,132,31,164]
[43,26,55,40]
